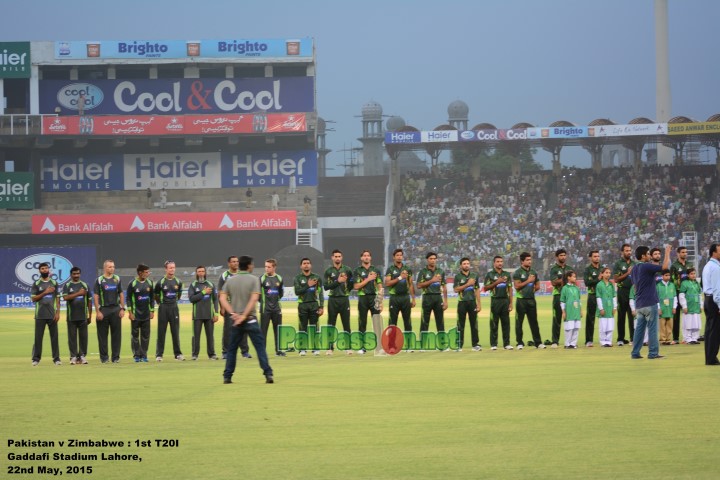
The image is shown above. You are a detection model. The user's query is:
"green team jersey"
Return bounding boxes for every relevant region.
[323,264,354,297]
[294,272,324,306]
[596,280,616,317]
[629,285,636,301]
[584,264,603,295]
[613,257,636,290]
[417,267,445,295]
[513,266,539,299]
[454,271,480,302]
[670,259,692,290]
[560,284,582,321]
[656,281,677,318]
[63,280,90,322]
[354,264,383,295]
[386,263,413,296]
[549,262,572,295]
[679,279,702,314]
[483,269,512,299]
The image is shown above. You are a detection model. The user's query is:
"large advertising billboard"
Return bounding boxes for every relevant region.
[40,150,317,192]
[0,41,30,78]
[32,211,297,235]
[0,246,97,308]
[39,77,315,115]
[0,172,34,209]
[54,38,313,60]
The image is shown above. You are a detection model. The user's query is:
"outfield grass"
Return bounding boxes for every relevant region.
[1,297,718,479]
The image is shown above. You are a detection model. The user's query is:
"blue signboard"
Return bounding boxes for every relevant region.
[40,77,316,115]
[0,246,97,308]
[221,150,317,188]
[55,38,313,60]
[384,131,421,144]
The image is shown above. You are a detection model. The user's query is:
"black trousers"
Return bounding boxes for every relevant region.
[32,318,60,362]
[673,294,682,341]
[551,295,562,344]
[97,306,122,362]
[516,298,542,346]
[489,297,511,347]
[704,295,720,365]
[420,295,444,332]
[156,304,182,358]
[457,300,479,347]
[192,318,215,358]
[389,295,413,331]
[616,288,634,342]
[327,296,351,332]
[131,319,151,359]
[357,295,380,333]
[261,310,282,354]
[67,320,88,359]
[585,294,597,344]
[222,313,248,355]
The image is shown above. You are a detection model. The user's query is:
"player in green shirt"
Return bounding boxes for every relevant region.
[353,250,383,355]
[549,248,571,348]
[613,243,635,345]
[560,271,582,349]
[484,255,514,350]
[454,257,482,351]
[512,252,545,349]
[323,249,354,355]
[294,257,324,356]
[679,268,702,344]
[416,252,448,339]
[583,250,603,347]
[385,248,416,331]
[670,246,692,343]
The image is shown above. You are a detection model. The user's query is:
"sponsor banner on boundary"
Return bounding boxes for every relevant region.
[384,131,421,144]
[667,121,720,135]
[39,78,315,115]
[221,150,317,188]
[0,172,34,209]
[458,129,529,141]
[589,123,667,137]
[0,246,97,307]
[55,38,313,60]
[421,130,458,143]
[526,126,589,139]
[41,113,307,136]
[32,211,297,234]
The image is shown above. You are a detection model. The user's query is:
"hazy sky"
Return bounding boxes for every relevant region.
[3,0,718,171]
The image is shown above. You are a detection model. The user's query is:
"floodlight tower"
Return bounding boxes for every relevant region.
[655,0,673,165]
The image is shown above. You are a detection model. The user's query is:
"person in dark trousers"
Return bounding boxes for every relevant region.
[702,243,720,365]
[613,243,635,346]
[630,244,671,359]
[260,258,285,357]
[126,263,154,363]
[549,248,571,348]
[353,249,383,355]
[93,259,125,363]
[219,256,250,359]
[416,252,448,338]
[324,249,354,355]
[31,262,61,366]
[385,248,416,332]
[454,257,482,351]
[583,250,603,348]
[188,265,219,360]
[62,266,92,365]
[484,255,513,350]
[154,260,184,361]
[513,252,546,349]
[670,246,692,344]
[294,258,324,356]
[220,255,274,384]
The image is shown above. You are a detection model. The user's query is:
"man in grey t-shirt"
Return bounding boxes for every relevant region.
[219,255,274,384]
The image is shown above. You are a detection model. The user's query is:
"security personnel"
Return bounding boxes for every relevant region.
[154,260,184,361]
[353,249,383,354]
[31,262,61,366]
[62,266,92,365]
[126,263,154,363]
[188,265,219,360]
[323,249,353,354]
[260,258,284,356]
[93,259,125,363]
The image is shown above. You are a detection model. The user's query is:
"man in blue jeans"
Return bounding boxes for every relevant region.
[630,244,672,359]
[219,255,274,384]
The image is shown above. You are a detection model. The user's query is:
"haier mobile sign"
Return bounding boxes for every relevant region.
[39,78,315,115]
[222,150,318,188]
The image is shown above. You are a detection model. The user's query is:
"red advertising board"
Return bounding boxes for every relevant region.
[41,113,306,136]
[32,211,296,234]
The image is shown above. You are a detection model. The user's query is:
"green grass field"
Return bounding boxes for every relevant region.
[1,297,718,479]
